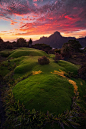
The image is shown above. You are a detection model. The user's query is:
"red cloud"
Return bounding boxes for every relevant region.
[16,9,85,37]
[65,15,73,20]
[0,0,86,39]
[11,20,17,25]
[33,0,37,2]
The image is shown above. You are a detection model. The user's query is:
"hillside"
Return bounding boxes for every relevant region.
[33,31,86,48]
[0,48,86,129]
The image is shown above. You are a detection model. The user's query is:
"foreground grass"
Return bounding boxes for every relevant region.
[13,74,74,114]
[0,48,86,129]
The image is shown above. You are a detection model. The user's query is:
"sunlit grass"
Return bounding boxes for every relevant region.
[0,48,86,129]
[12,53,79,114]
[8,47,48,58]
[13,73,74,114]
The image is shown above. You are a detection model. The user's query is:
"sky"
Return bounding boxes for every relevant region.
[0,0,86,41]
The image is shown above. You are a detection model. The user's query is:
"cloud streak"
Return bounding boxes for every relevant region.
[0,0,86,40]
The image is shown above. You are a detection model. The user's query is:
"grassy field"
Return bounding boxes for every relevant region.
[8,47,48,58]
[0,47,86,129]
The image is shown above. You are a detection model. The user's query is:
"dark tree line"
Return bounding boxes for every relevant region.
[0,37,32,50]
[0,37,85,57]
[0,37,54,54]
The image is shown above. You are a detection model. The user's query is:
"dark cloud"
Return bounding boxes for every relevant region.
[0,0,86,16]
[0,0,86,35]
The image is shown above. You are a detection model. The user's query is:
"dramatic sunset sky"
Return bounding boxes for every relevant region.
[0,0,86,41]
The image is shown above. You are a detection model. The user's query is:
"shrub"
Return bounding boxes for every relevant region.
[78,63,86,80]
[54,53,63,62]
[38,56,50,65]
[54,49,61,54]
[61,40,82,58]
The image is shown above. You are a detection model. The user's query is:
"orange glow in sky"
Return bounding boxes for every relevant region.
[0,0,86,41]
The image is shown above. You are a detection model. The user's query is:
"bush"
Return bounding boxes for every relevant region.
[38,56,50,65]
[78,63,86,80]
[54,53,63,62]
[61,40,82,58]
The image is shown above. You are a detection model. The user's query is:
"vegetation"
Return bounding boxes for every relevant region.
[38,56,50,65]
[54,53,63,62]
[16,38,27,47]
[27,38,32,47]
[0,42,86,129]
[32,43,53,54]
[61,40,82,58]
[8,47,48,58]
[78,63,86,80]
[0,49,13,57]
[54,48,61,54]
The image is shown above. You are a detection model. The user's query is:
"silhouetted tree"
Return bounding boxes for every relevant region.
[16,38,26,47]
[0,37,4,50]
[5,41,13,49]
[0,37,3,43]
[27,38,32,47]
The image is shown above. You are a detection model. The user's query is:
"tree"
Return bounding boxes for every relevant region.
[0,37,4,50]
[27,38,32,47]
[16,38,26,47]
[0,37,3,43]
[61,40,82,58]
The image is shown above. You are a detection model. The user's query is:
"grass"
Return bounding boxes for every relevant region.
[8,47,48,58]
[0,49,13,57]
[13,74,74,114]
[12,50,79,114]
[14,56,79,75]
[0,47,86,129]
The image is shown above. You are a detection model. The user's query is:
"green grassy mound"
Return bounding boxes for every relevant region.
[8,47,48,58]
[13,56,79,114]
[58,60,79,76]
[14,55,79,75]
[13,73,74,114]
[0,49,13,57]
[1,48,86,128]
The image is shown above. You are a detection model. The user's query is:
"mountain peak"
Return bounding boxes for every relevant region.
[51,31,62,37]
[49,31,62,38]
[33,31,86,48]
[54,31,60,35]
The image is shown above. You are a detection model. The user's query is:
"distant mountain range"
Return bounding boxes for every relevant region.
[33,31,86,48]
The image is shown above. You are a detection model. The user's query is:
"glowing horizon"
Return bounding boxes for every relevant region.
[0,0,86,42]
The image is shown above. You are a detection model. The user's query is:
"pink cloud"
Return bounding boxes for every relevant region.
[65,15,73,20]
[11,20,17,25]
[33,3,38,7]
[0,0,86,39]
[33,0,37,2]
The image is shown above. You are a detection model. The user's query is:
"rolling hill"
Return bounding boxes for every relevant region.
[0,48,86,129]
